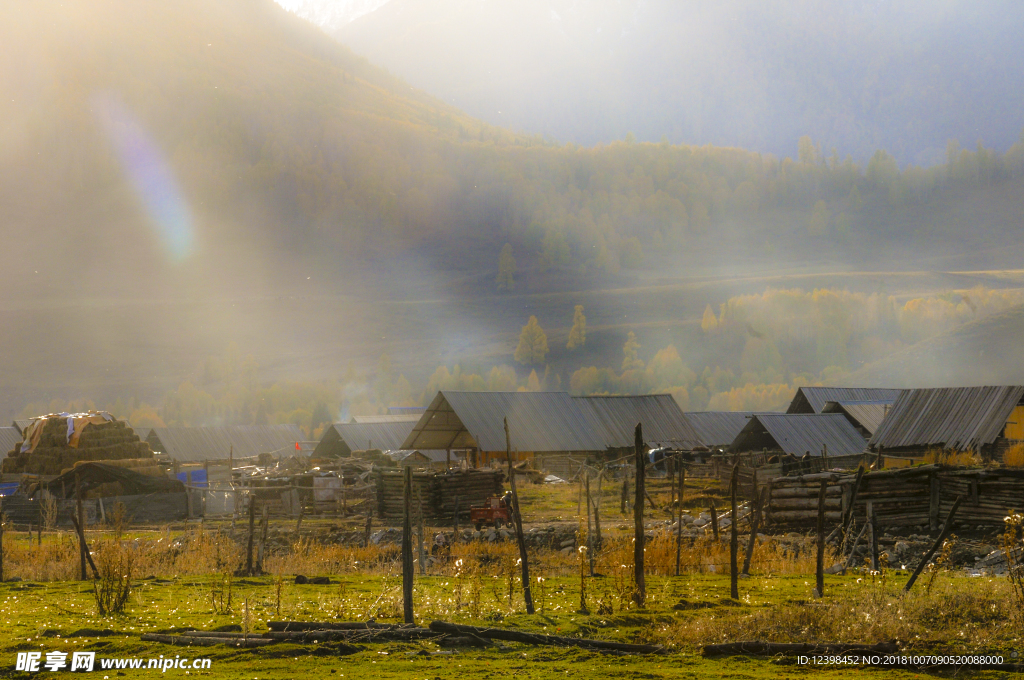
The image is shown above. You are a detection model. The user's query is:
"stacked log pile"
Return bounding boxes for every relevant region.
[375,469,503,520]
[2,417,153,475]
[766,464,1024,530]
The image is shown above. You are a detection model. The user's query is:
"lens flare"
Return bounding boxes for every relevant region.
[91,93,194,260]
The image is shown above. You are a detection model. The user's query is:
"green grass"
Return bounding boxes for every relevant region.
[1,571,1019,679]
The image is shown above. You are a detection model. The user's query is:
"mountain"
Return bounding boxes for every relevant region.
[849,303,1024,388]
[335,0,1024,165]
[2,0,1024,418]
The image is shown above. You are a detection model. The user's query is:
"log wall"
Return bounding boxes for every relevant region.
[765,464,1024,530]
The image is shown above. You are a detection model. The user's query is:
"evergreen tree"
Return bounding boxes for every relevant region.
[514,316,549,365]
[567,304,586,349]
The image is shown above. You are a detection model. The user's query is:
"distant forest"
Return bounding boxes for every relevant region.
[4,0,1024,290]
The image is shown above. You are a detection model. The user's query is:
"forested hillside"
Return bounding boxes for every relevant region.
[5,0,1024,305]
[335,0,1024,164]
[3,0,1024,424]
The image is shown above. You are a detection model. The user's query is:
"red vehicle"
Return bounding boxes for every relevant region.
[470,494,513,530]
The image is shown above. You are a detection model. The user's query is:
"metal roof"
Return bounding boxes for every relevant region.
[12,419,31,435]
[730,413,868,457]
[147,425,304,462]
[350,414,422,424]
[787,387,904,413]
[403,391,613,452]
[577,395,704,449]
[683,412,755,447]
[868,386,1024,451]
[821,400,894,436]
[335,420,416,451]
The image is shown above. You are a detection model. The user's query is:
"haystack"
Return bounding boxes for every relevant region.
[2,412,154,475]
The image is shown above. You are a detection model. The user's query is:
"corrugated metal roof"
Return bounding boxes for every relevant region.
[351,414,422,424]
[821,400,894,436]
[683,412,755,447]
[868,386,1024,451]
[403,391,613,452]
[12,419,31,435]
[336,420,416,451]
[147,425,304,462]
[788,387,904,413]
[578,395,704,449]
[731,413,868,457]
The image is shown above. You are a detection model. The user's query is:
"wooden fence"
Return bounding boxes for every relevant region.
[374,469,504,521]
[764,464,1024,530]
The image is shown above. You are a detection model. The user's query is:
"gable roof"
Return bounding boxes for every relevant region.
[403,391,613,452]
[335,420,417,452]
[730,413,868,457]
[868,386,1024,451]
[576,395,704,449]
[147,425,304,462]
[683,411,755,447]
[788,387,904,414]
[821,400,894,436]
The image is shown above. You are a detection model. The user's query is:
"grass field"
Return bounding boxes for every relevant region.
[1,570,1020,679]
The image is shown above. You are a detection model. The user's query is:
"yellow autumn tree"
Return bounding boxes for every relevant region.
[622,331,644,371]
[700,304,718,332]
[514,316,549,365]
[567,304,586,350]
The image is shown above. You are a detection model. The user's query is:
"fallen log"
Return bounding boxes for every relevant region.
[428,621,663,654]
[703,641,899,656]
[267,620,410,631]
[264,628,438,642]
[141,634,275,648]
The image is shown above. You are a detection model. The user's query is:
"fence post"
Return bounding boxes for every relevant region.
[743,486,766,576]
[868,501,879,572]
[504,418,534,614]
[710,500,719,541]
[415,488,426,576]
[593,471,603,551]
[76,472,87,581]
[452,495,460,542]
[0,498,4,583]
[815,480,827,597]
[633,423,646,607]
[586,473,594,576]
[402,466,414,624]
[246,495,256,576]
[676,466,685,576]
[730,465,739,600]
[904,496,963,593]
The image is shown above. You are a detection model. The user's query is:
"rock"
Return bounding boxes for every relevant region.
[560,538,576,548]
[694,518,709,528]
[682,514,695,524]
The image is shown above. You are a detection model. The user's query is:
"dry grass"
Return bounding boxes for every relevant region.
[1004,442,1024,467]
[662,577,1018,652]
[920,447,982,467]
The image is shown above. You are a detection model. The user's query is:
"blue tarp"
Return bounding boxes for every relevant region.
[0,482,20,497]
[175,469,208,488]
